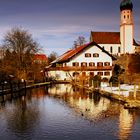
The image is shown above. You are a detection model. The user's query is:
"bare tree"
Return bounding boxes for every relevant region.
[48,51,58,64]
[2,27,40,80]
[72,36,86,49]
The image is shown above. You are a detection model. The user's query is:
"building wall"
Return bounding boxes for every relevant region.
[120,24,134,54]
[48,70,112,81]
[99,44,121,55]
[67,45,112,67]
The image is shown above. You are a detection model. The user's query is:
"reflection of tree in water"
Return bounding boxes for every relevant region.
[6,94,39,136]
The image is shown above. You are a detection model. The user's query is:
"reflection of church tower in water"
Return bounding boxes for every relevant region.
[118,108,134,139]
[120,0,135,54]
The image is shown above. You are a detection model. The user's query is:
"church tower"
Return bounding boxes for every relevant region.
[120,0,134,54]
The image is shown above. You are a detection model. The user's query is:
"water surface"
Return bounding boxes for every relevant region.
[0,84,140,140]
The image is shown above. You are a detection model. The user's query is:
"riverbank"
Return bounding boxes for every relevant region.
[0,81,51,102]
[73,83,140,109]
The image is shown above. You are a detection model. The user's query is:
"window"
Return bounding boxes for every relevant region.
[85,53,91,57]
[97,62,103,67]
[104,62,110,66]
[73,72,79,77]
[72,62,79,67]
[90,72,94,78]
[82,72,86,77]
[118,47,121,53]
[93,53,99,57]
[89,62,95,66]
[104,72,110,76]
[127,15,129,19]
[124,15,126,19]
[64,63,67,67]
[97,72,103,76]
[110,47,113,53]
[81,62,87,67]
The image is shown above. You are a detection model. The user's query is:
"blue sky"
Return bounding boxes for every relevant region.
[0,0,140,55]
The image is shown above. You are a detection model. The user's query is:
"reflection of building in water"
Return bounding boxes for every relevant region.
[48,84,73,95]
[69,95,111,120]
[118,108,134,140]
[31,87,47,98]
[48,84,116,121]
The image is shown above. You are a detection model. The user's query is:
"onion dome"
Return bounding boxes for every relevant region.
[120,0,133,11]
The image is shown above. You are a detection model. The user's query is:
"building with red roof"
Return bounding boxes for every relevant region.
[34,54,48,64]
[46,41,116,81]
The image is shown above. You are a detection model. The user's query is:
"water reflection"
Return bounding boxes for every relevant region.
[118,108,134,140]
[0,84,139,140]
[0,88,46,139]
[48,84,137,139]
[48,84,119,121]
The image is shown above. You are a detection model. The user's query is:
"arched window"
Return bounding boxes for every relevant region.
[118,47,121,53]
[110,46,113,53]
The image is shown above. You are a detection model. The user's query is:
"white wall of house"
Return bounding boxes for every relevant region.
[48,70,112,81]
[67,45,112,67]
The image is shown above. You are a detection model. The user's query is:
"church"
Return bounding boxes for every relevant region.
[90,0,140,55]
[46,0,140,81]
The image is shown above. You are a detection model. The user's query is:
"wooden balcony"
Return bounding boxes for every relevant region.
[46,66,112,71]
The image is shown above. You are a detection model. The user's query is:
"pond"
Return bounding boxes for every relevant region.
[0,84,140,140]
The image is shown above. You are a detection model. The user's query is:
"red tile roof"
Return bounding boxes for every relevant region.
[34,54,48,61]
[52,42,116,64]
[90,31,120,44]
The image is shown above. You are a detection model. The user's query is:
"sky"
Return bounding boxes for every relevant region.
[0,0,140,56]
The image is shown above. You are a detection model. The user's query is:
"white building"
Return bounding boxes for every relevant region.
[46,42,116,80]
[90,0,140,55]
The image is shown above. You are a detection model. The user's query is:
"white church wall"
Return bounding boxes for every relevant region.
[99,44,121,55]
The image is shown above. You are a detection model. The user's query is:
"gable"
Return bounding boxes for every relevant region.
[52,41,116,64]
[68,44,113,64]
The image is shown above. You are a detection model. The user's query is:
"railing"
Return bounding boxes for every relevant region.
[47,66,112,71]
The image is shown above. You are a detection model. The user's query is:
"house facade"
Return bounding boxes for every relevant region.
[46,42,116,81]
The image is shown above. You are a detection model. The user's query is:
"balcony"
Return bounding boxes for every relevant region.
[46,66,112,71]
